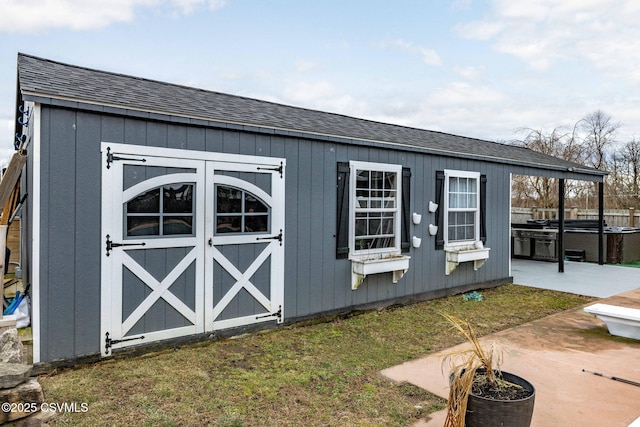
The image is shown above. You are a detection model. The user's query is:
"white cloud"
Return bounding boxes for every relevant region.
[452,65,485,80]
[430,81,505,106]
[381,39,443,66]
[454,21,504,40]
[281,81,368,115]
[0,0,227,34]
[455,0,640,79]
[170,0,226,14]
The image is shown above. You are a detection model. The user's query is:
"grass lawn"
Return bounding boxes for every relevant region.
[39,285,595,426]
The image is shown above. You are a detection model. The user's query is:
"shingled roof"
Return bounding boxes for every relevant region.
[16,53,604,178]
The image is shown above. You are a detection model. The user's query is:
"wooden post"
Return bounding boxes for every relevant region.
[630,207,636,228]
[570,206,578,219]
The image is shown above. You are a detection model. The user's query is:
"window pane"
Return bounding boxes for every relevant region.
[245,215,268,233]
[355,216,367,237]
[163,216,193,235]
[368,217,381,235]
[127,216,160,236]
[216,216,242,233]
[467,194,476,208]
[448,225,457,241]
[371,171,384,189]
[127,189,160,213]
[163,184,193,213]
[356,170,369,188]
[217,187,242,213]
[384,172,396,190]
[464,225,475,240]
[381,217,394,233]
[245,193,268,213]
[449,177,458,192]
[449,193,457,209]
[459,178,468,192]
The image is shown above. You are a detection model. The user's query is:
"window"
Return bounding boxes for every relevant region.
[126,184,194,237]
[215,185,270,234]
[446,171,480,245]
[337,161,410,259]
[349,162,402,257]
[434,170,487,250]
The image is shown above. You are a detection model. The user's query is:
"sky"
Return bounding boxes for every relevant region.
[1,0,640,168]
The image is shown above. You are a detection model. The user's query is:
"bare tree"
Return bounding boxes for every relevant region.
[615,138,640,208]
[510,127,584,208]
[577,110,620,171]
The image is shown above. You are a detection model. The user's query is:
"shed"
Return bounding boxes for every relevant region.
[13,53,606,365]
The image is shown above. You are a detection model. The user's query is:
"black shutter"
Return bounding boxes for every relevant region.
[480,174,487,244]
[336,162,350,259]
[401,168,411,253]
[435,170,445,250]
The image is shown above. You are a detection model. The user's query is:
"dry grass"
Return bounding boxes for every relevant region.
[441,314,502,427]
[39,285,595,426]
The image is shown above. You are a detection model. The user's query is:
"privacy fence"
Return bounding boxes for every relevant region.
[511,207,639,228]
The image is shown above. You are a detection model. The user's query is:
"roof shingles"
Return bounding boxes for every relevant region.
[16,53,603,177]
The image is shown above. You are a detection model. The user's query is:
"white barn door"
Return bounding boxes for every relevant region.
[101,144,285,356]
[100,148,206,355]
[205,161,285,330]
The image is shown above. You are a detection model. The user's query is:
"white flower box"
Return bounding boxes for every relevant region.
[350,255,411,290]
[445,245,490,275]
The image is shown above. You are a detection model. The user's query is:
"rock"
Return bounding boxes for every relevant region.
[0,329,24,364]
[0,363,32,389]
[0,379,43,423]
[5,408,56,426]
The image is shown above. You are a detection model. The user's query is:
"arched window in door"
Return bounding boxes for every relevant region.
[125,183,195,237]
[215,185,270,234]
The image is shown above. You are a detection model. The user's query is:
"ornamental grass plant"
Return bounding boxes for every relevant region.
[441,313,524,427]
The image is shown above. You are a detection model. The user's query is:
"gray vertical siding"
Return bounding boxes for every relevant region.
[36,106,516,362]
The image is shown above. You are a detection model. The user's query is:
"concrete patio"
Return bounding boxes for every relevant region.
[381,260,640,427]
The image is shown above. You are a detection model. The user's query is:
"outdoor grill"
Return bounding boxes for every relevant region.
[511,225,558,261]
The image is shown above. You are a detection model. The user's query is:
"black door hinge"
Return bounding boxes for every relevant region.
[104,332,145,355]
[257,162,283,178]
[106,234,146,256]
[255,305,282,321]
[106,147,147,169]
[256,229,283,246]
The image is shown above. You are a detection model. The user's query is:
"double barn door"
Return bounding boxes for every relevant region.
[100,144,285,355]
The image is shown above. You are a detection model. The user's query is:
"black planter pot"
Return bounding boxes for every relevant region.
[465,370,535,427]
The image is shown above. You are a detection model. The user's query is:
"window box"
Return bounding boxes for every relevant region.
[350,255,411,290]
[445,245,490,275]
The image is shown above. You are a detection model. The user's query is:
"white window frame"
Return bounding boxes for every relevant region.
[348,161,402,260]
[444,169,481,248]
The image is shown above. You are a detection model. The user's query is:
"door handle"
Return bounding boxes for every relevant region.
[208,238,213,247]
